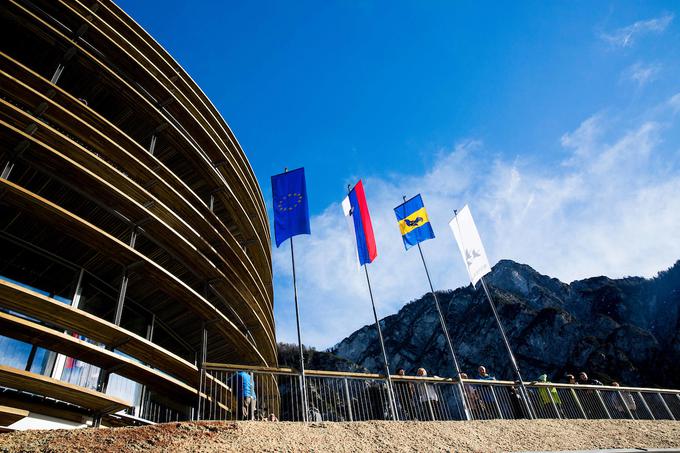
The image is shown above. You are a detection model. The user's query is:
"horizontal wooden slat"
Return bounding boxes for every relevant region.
[0,311,198,401]
[0,393,85,424]
[0,365,130,414]
[203,362,296,375]
[0,405,29,427]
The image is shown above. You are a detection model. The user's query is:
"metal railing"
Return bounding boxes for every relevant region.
[200,363,680,423]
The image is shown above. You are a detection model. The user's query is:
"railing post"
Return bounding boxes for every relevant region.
[298,374,306,422]
[91,412,102,428]
[595,390,611,419]
[426,386,435,421]
[457,381,471,420]
[572,388,588,419]
[546,385,561,419]
[638,392,655,420]
[195,323,207,421]
[657,393,675,420]
[343,378,353,422]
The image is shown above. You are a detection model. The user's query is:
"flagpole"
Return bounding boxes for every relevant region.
[401,196,471,420]
[283,167,308,422]
[363,263,399,421]
[289,236,309,422]
[451,208,534,419]
[479,276,535,419]
[415,242,472,420]
[348,184,398,421]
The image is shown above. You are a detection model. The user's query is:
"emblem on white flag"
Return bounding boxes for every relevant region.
[449,205,491,286]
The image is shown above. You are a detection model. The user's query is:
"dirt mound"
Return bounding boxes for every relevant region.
[1,419,679,452]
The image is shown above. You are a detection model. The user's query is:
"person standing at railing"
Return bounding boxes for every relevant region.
[234,371,257,421]
[578,371,603,386]
[611,381,637,418]
[460,372,484,417]
[477,366,499,418]
[477,366,494,381]
[395,368,416,420]
[536,374,563,417]
[416,368,441,420]
[508,384,528,419]
[578,372,604,418]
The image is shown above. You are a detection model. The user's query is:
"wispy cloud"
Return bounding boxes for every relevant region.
[272,93,680,349]
[669,93,680,113]
[601,13,673,47]
[622,62,662,87]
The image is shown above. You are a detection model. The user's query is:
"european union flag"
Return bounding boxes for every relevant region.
[271,168,311,247]
[393,194,435,250]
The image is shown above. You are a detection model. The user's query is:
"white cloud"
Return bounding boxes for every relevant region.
[601,13,673,47]
[669,92,680,112]
[622,62,662,87]
[273,94,680,349]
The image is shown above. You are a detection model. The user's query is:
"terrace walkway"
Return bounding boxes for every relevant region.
[198,363,680,423]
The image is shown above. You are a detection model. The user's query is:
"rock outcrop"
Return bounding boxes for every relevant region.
[330,260,680,387]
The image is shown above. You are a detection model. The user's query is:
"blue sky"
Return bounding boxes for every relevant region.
[118,1,680,348]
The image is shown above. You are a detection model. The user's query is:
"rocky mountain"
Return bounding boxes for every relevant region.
[278,342,369,373]
[330,260,680,388]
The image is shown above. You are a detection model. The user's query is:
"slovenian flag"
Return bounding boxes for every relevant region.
[342,180,377,265]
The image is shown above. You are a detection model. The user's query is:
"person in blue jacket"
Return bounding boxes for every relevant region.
[235,371,257,420]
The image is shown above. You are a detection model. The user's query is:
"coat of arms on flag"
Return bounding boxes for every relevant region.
[394,194,435,250]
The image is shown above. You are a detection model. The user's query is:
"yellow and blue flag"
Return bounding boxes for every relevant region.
[394,194,435,250]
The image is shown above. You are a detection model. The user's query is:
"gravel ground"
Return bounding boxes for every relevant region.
[1,419,679,452]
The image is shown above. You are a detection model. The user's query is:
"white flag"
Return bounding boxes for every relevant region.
[449,205,491,286]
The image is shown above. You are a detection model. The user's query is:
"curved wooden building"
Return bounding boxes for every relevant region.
[0,0,275,428]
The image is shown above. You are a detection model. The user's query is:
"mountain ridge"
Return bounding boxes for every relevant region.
[329,259,680,388]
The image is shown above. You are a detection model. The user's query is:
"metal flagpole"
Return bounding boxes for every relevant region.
[401,196,471,420]
[479,276,535,419]
[363,263,399,421]
[282,168,308,422]
[289,236,309,422]
[452,209,534,419]
[348,184,398,420]
[415,242,471,420]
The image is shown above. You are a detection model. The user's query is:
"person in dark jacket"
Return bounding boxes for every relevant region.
[395,368,415,420]
[578,371,603,386]
[577,371,604,418]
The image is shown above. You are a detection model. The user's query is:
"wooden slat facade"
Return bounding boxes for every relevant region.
[0,279,198,384]
[0,0,275,426]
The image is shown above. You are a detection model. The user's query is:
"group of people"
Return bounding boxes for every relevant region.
[232,366,639,422]
[394,367,446,420]
[392,365,510,420]
[536,371,637,418]
[395,365,638,420]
